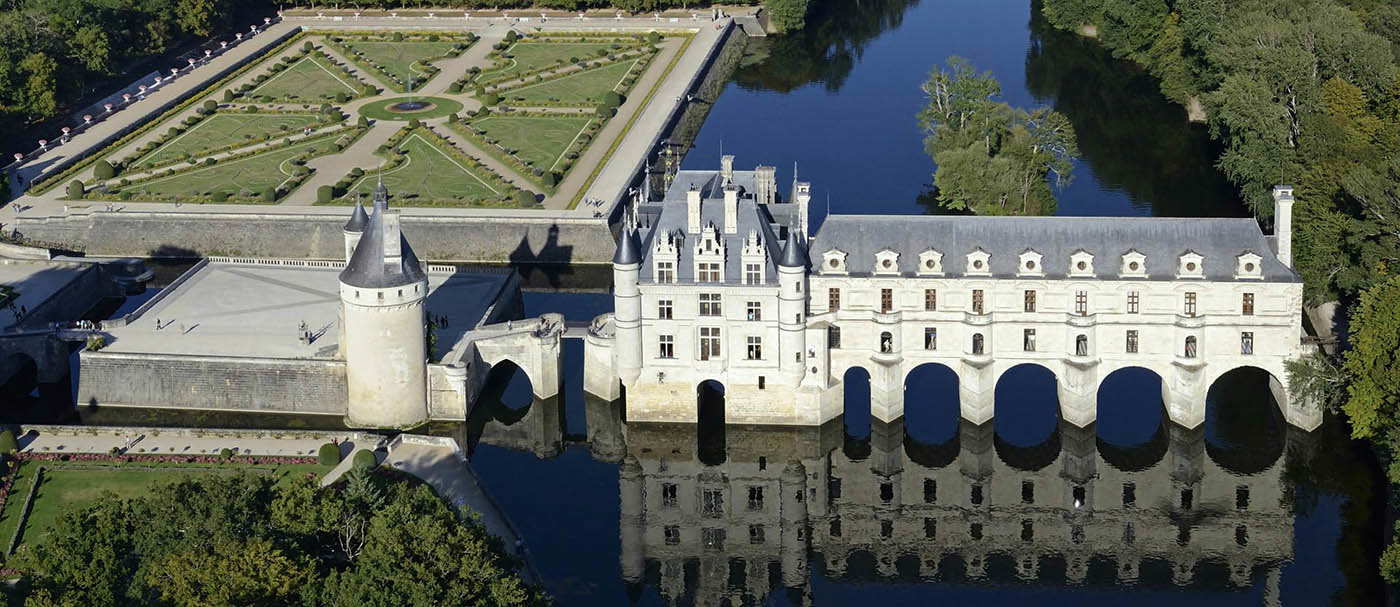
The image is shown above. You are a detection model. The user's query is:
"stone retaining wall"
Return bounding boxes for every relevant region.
[77,351,348,414]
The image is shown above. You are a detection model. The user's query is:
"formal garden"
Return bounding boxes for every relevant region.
[36,26,687,209]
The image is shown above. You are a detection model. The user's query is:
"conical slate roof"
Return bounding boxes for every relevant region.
[339,186,427,289]
[613,227,642,265]
[343,203,368,232]
[778,232,808,268]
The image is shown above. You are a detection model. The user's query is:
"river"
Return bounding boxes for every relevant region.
[466,1,1385,605]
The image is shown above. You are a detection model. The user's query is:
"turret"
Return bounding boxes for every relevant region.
[613,227,643,385]
[777,228,808,380]
[1272,185,1294,268]
[343,203,368,262]
[338,184,430,428]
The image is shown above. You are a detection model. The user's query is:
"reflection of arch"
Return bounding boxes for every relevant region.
[1097,421,1169,472]
[1095,366,1166,449]
[1204,366,1285,474]
[0,352,37,397]
[697,380,726,466]
[993,425,1062,472]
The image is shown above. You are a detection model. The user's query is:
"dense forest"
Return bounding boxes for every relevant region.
[1041,0,1400,584]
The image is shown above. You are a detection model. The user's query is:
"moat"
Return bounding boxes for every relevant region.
[0,0,1386,605]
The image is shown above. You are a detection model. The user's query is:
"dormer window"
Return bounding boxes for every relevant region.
[1069,250,1094,277]
[918,249,944,276]
[1120,250,1147,278]
[874,249,900,275]
[822,249,848,274]
[1018,250,1043,277]
[966,249,991,276]
[1178,251,1205,279]
[1235,252,1263,280]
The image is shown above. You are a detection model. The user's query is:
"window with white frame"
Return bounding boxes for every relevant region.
[698,262,721,282]
[656,261,675,283]
[1241,332,1254,355]
[699,293,721,316]
[658,334,674,359]
[1075,291,1088,316]
[1126,330,1139,353]
[658,299,673,319]
[746,301,762,321]
[700,327,721,360]
[1127,291,1140,314]
[746,336,762,360]
[924,327,937,350]
[1023,329,1036,352]
[1184,292,1197,317]
[744,263,761,285]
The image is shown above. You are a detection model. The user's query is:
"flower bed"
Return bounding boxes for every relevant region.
[17,452,317,465]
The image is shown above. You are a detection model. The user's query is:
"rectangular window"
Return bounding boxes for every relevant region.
[700,327,721,361]
[701,527,724,550]
[749,524,765,544]
[1241,331,1254,355]
[661,483,678,507]
[664,525,680,545]
[1024,290,1037,313]
[657,299,673,320]
[1126,330,1139,354]
[880,288,893,313]
[748,486,764,510]
[1242,293,1255,315]
[828,288,841,311]
[972,289,984,314]
[658,335,674,359]
[745,301,762,321]
[656,261,675,283]
[702,489,724,517]
[828,326,842,349]
[699,293,721,316]
[1184,292,1197,317]
[924,327,937,350]
[923,479,937,503]
[1023,328,1036,352]
[925,289,937,311]
[746,336,762,360]
[744,263,761,285]
[698,262,721,282]
[1075,291,1088,316]
[1127,291,1140,314]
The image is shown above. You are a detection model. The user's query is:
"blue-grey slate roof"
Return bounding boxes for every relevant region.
[809,215,1297,282]
[636,170,790,284]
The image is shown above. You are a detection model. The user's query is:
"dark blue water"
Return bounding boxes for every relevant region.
[469,1,1380,604]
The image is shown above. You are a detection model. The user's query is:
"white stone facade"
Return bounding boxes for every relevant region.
[592,166,1319,432]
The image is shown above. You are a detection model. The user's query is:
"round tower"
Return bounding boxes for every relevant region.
[777,229,809,381]
[342,203,368,262]
[339,183,430,428]
[613,227,643,385]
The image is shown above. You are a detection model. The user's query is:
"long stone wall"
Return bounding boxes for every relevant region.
[77,351,348,414]
[13,212,614,263]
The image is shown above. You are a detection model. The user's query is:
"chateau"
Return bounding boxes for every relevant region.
[593,157,1320,431]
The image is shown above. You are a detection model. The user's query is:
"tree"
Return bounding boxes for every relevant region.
[94,160,116,180]
[150,538,314,607]
[764,0,811,33]
[1341,276,1400,462]
[175,0,224,37]
[318,442,341,465]
[317,185,335,204]
[19,52,59,119]
[66,180,84,199]
[70,25,112,74]
[0,429,17,454]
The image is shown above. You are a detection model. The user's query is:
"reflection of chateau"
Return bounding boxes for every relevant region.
[615,420,1294,605]
[588,160,1319,431]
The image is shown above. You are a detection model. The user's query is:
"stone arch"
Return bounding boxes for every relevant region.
[902,362,960,448]
[1095,365,1167,446]
[1203,365,1286,474]
[696,379,726,466]
[478,359,534,412]
[992,363,1062,471]
[841,366,872,460]
[0,351,39,399]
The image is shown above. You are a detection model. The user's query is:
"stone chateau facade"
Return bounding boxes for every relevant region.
[586,156,1320,431]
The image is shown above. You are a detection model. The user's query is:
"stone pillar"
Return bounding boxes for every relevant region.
[583,315,621,401]
[794,182,811,237]
[1057,362,1098,428]
[958,362,995,425]
[720,154,734,183]
[1059,419,1096,485]
[1274,370,1322,431]
[1162,364,1207,428]
[958,419,994,482]
[870,418,904,478]
[869,361,903,422]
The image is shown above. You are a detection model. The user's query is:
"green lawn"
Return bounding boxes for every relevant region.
[250,55,363,101]
[0,460,330,551]
[114,134,345,200]
[503,59,638,105]
[482,41,621,84]
[135,113,324,169]
[345,132,503,204]
[470,115,591,172]
[340,40,459,89]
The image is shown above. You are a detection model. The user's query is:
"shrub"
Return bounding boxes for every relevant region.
[647,31,662,43]
[317,442,341,466]
[211,191,228,202]
[203,99,218,113]
[223,89,236,102]
[352,449,376,470]
[447,113,459,123]
[408,119,422,129]
[219,447,234,459]
[357,115,370,128]
[596,105,616,119]
[542,172,557,187]
[513,190,535,207]
[317,185,334,203]
[601,91,624,107]
[66,180,84,199]
[302,40,314,52]
[483,94,501,106]
[0,430,16,455]
[94,159,116,180]
[260,187,277,202]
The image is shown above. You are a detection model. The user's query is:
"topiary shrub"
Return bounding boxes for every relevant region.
[94,159,116,180]
[211,191,228,202]
[219,447,234,459]
[317,185,334,203]
[260,187,277,202]
[203,99,218,113]
[317,442,341,466]
[66,180,84,199]
[601,90,624,107]
[352,449,376,470]
[0,429,17,455]
[647,31,662,43]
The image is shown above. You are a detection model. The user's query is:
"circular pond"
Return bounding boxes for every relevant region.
[359,96,464,121]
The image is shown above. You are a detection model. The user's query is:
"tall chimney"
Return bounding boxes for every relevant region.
[720,154,735,184]
[794,181,812,238]
[1272,185,1294,268]
[687,184,702,234]
[723,183,739,234]
[755,165,776,205]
